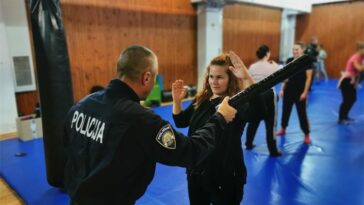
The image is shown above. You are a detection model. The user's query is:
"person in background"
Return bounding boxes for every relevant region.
[305,36,319,86]
[338,42,364,124]
[276,42,313,144]
[172,51,254,205]
[245,44,281,157]
[317,44,328,82]
[63,45,237,205]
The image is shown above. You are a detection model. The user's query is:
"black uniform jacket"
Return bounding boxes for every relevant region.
[284,57,313,99]
[173,97,249,189]
[63,79,227,205]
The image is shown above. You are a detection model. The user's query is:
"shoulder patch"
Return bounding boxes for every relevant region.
[156,124,176,149]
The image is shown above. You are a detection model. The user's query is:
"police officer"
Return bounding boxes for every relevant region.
[63,45,237,205]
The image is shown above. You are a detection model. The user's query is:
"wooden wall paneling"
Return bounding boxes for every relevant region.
[61,0,197,101]
[61,0,196,16]
[19,1,362,117]
[17,0,197,115]
[223,4,282,67]
[295,1,364,78]
[15,91,39,115]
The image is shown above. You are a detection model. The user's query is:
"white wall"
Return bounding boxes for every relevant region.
[279,9,297,63]
[0,1,18,134]
[0,0,35,135]
[2,0,36,92]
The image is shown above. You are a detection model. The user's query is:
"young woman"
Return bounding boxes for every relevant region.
[172,52,253,205]
[338,42,364,124]
[245,44,281,157]
[276,42,313,144]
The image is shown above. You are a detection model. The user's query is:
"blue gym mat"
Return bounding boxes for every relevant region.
[1,80,363,205]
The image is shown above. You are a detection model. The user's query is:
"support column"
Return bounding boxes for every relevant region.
[279,9,298,63]
[197,3,223,90]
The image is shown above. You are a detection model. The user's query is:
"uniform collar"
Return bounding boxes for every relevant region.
[106,79,140,102]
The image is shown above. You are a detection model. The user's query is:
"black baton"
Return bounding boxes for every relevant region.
[228,54,312,108]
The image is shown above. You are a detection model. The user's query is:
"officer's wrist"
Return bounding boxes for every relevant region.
[214,112,227,128]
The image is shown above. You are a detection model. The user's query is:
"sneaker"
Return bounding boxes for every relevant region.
[246,144,256,150]
[304,135,311,144]
[276,129,286,136]
[270,151,282,157]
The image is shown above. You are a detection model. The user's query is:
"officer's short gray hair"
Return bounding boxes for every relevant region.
[117,45,156,80]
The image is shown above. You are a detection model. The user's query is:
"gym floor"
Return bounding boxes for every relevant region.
[0,79,363,205]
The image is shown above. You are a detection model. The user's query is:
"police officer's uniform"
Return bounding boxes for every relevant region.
[63,79,228,205]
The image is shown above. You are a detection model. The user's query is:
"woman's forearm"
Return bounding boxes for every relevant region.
[172,101,182,115]
[303,70,313,94]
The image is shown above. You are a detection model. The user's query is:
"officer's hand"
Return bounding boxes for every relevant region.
[217,97,237,123]
[172,80,187,103]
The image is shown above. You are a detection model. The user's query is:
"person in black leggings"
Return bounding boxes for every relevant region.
[245,45,281,157]
[276,42,313,144]
[338,42,364,124]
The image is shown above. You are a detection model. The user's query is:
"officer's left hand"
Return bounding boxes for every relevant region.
[217,97,237,123]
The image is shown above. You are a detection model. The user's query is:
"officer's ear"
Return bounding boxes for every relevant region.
[141,71,152,86]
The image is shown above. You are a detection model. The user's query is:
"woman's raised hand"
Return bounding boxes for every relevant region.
[228,51,248,79]
[172,80,187,102]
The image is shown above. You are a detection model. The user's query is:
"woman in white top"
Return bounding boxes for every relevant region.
[245,45,281,157]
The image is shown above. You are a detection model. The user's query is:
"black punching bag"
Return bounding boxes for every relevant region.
[28,0,73,187]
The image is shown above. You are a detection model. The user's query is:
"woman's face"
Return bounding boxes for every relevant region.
[208,65,229,96]
[292,44,304,58]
